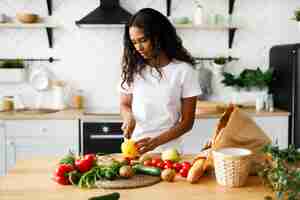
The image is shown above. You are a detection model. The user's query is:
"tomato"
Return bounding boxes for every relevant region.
[163,160,173,169]
[53,174,70,185]
[151,158,162,167]
[179,168,189,178]
[143,160,152,166]
[156,161,165,169]
[181,161,191,170]
[75,157,94,173]
[173,162,183,172]
[55,164,74,177]
[84,154,96,163]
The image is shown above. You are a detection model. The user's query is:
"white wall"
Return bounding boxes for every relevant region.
[0,0,299,109]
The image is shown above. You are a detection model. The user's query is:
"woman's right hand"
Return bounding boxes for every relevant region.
[121,113,136,139]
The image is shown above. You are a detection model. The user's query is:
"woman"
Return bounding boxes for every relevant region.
[119,8,202,155]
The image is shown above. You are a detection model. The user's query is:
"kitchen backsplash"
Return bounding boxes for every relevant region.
[0,0,299,108]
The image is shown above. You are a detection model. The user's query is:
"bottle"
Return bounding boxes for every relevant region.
[266,94,274,112]
[3,96,14,111]
[255,94,264,112]
[193,2,203,26]
[72,89,84,109]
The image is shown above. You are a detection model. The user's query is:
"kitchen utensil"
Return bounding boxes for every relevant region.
[29,68,50,91]
[16,12,39,23]
[213,148,252,187]
[51,80,69,110]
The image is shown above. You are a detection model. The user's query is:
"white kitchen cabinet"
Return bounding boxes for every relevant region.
[253,116,288,148]
[0,120,5,176]
[181,115,289,154]
[4,120,79,174]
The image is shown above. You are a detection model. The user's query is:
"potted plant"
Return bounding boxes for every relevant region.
[258,144,300,200]
[291,8,300,30]
[221,67,273,105]
[212,56,228,74]
[0,59,26,83]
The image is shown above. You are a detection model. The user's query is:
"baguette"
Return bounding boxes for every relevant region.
[187,157,207,183]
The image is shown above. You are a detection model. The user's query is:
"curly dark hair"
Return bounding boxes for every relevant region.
[121,8,195,89]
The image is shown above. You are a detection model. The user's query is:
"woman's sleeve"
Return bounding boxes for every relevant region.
[117,79,133,94]
[181,67,202,98]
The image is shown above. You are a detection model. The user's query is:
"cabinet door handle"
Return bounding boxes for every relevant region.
[6,140,16,166]
[90,135,123,139]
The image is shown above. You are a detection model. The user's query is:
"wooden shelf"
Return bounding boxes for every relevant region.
[174,23,239,30]
[0,23,59,48]
[0,23,58,28]
[167,0,238,50]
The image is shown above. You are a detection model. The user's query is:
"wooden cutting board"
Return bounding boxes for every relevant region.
[95,174,161,189]
[196,101,227,114]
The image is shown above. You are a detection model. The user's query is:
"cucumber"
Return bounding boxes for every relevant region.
[88,192,120,200]
[133,164,161,176]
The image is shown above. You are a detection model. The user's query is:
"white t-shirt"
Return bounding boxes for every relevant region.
[119,60,202,152]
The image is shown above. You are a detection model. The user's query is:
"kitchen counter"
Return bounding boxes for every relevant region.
[0,106,289,120]
[0,109,84,120]
[195,108,289,119]
[0,157,273,200]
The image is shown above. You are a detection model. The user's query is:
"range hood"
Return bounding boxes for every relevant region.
[75,0,132,27]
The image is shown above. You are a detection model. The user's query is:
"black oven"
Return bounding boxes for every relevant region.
[80,119,124,155]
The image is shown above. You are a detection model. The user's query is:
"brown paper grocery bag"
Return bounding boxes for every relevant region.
[204,105,272,174]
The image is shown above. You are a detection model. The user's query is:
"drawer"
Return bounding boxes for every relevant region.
[5,120,78,138]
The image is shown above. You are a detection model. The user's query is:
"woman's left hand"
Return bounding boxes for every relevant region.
[135,137,158,154]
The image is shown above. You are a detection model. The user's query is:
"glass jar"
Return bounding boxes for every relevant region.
[72,90,84,109]
[3,96,14,111]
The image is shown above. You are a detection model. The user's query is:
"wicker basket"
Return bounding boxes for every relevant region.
[212,148,252,187]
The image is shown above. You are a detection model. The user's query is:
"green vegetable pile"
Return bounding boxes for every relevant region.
[258,144,300,200]
[77,160,122,188]
[53,152,125,188]
[221,67,273,90]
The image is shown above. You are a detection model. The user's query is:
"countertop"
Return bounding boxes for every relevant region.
[0,104,289,120]
[0,157,273,200]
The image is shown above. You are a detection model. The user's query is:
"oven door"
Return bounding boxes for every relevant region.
[81,119,124,155]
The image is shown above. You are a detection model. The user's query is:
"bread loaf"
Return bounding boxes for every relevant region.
[187,157,207,183]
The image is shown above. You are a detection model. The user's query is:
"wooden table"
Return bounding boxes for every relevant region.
[0,157,273,200]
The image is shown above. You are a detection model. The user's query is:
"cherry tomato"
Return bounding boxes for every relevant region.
[163,160,173,169]
[179,168,189,178]
[55,164,74,177]
[156,161,165,169]
[181,161,191,170]
[143,160,152,166]
[163,160,173,166]
[173,162,183,172]
[53,173,70,185]
[151,158,162,167]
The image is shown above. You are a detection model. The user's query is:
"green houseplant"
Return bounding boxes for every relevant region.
[221,67,273,90]
[0,59,25,69]
[0,59,25,82]
[221,67,273,105]
[212,56,228,74]
[258,144,300,200]
[292,8,300,21]
[213,57,227,65]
